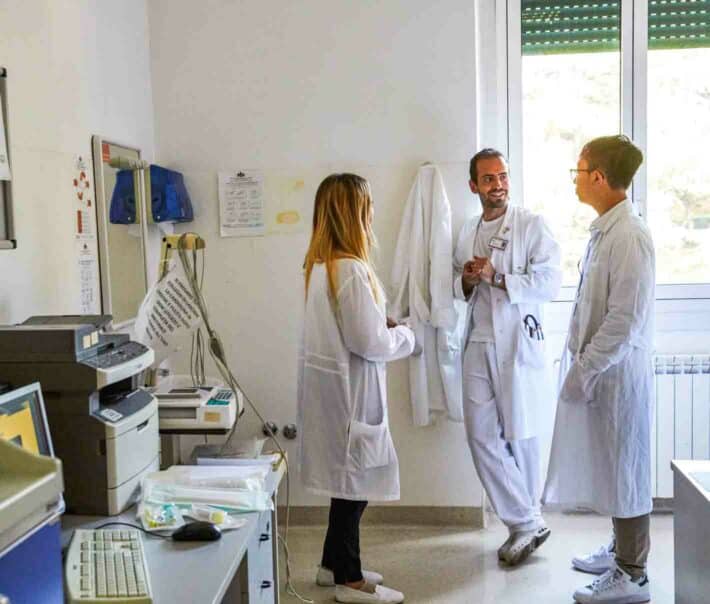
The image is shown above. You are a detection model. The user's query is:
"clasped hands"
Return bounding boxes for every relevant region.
[462,256,495,292]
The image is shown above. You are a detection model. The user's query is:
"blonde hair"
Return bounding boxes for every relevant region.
[304,173,382,304]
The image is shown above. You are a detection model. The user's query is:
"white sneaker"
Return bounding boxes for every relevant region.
[316,566,384,586]
[335,583,404,603]
[573,566,650,604]
[573,541,616,574]
[501,525,551,566]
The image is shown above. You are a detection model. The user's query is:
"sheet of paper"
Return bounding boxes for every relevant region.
[0,92,10,181]
[70,156,100,314]
[219,170,265,237]
[75,240,99,314]
[133,259,202,363]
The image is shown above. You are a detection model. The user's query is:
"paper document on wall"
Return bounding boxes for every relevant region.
[75,240,99,314]
[0,93,10,181]
[133,258,202,363]
[73,155,94,240]
[219,170,265,237]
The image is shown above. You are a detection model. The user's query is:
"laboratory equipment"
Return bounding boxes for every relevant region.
[153,375,241,432]
[110,165,193,225]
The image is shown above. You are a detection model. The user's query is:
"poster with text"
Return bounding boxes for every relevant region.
[219,170,265,237]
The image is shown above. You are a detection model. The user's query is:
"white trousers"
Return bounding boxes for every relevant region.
[463,341,543,533]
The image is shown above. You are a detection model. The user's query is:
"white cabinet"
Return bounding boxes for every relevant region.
[246,509,277,604]
[672,460,710,604]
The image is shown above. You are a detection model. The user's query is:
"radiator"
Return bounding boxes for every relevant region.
[653,355,710,498]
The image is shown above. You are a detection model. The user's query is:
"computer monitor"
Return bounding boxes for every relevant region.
[0,383,64,604]
[0,382,53,457]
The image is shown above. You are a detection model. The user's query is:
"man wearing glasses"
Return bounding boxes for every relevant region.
[453,149,562,566]
[544,135,655,604]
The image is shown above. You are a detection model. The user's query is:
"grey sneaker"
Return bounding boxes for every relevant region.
[501,525,551,566]
[497,533,516,561]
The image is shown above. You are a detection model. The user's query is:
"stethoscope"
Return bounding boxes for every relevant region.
[523,314,544,341]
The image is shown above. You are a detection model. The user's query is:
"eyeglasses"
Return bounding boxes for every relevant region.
[569,168,593,183]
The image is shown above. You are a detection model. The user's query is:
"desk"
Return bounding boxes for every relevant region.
[671,459,710,604]
[62,461,285,604]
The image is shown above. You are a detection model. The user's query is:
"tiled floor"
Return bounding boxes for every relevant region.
[280,512,673,603]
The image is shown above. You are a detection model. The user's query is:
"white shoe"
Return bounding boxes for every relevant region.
[335,583,404,603]
[316,566,384,586]
[573,566,650,604]
[573,541,616,574]
[501,525,551,566]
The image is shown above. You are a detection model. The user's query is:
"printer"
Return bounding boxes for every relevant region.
[0,315,159,515]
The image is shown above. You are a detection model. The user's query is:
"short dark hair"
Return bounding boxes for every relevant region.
[581,135,643,190]
[469,148,506,183]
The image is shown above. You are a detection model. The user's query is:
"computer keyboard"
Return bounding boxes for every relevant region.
[65,528,153,604]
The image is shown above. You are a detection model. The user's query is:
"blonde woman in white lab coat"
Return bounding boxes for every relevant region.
[543,135,655,604]
[298,174,415,604]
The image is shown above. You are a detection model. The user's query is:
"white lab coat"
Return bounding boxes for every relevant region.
[453,205,562,440]
[543,199,655,518]
[390,164,465,426]
[298,259,415,501]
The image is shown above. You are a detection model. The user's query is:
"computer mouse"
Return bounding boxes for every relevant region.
[172,521,222,542]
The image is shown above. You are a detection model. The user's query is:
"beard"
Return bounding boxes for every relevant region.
[480,189,508,209]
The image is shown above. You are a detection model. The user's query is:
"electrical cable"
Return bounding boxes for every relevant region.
[175,233,312,603]
[92,522,171,540]
[190,243,206,387]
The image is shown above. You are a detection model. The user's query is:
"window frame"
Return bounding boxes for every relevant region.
[0,67,16,250]
[499,0,710,302]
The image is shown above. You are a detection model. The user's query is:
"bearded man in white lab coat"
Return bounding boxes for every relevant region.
[454,149,562,566]
[543,135,655,604]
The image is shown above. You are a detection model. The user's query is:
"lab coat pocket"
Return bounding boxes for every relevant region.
[348,420,393,470]
[515,309,545,369]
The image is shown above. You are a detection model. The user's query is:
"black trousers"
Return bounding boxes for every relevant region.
[321,498,369,584]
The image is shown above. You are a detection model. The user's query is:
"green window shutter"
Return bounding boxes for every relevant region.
[650,0,710,50]
[522,1,710,56]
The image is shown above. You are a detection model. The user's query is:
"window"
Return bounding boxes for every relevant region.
[646,3,710,286]
[501,0,710,297]
[521,2,622,287]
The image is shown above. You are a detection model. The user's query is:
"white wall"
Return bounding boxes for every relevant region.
[148,0,484,506]
[0,0,155,324]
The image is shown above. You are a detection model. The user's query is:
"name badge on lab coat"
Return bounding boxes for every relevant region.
[489,236,508,251]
